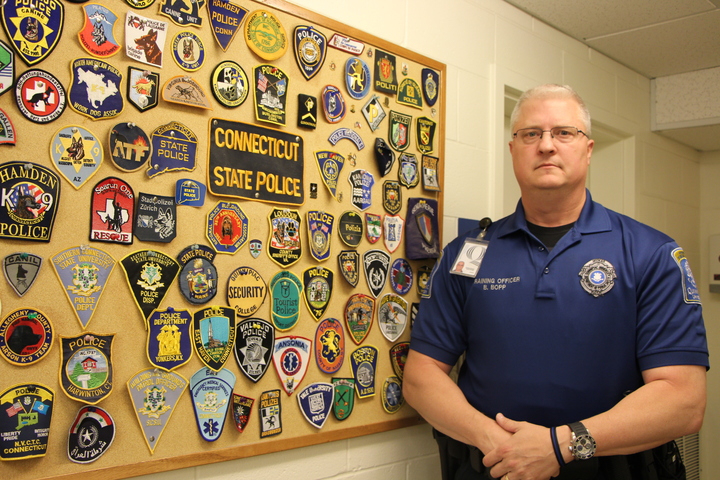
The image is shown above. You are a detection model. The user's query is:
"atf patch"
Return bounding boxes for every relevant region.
[338,210,363,248]
[314,150,345,201]
[249,239,262,258]
[348,169,374,211]
[177,244,217,304]
[259,389,281,438]
[579,258,617,298]
[422,154,441,191]
[382,376,404,413]
[190,367,235,442]
[212,60,249,107]
[363,249,390,298]
[328,33,364,55]
[90,176,134,244]
[307,210,334,262]
[303,266,333,321]
[207,0,247,51]
[397,78,423,109]
[388,110,412,151]
[270,270,303,331]
[14,69,66,124]
[234,318,274,383]
[382,179,402,215]
[160,0,205,27]
[171,31,206,71]
[0,161,61,242]
[0,383,54,460]
[351,345,378,398]
[244,9,288,61]
[51,245,115,330]
[338,250,360,288]
[297,93,318,129]
[193,305,236,371]
[78,3,121,58]
[297,382,333,429]
[127,66,159,112]
[345,293,374,345]
[50,125,103,190]
[389,342,409,380]
[294,25,327,80]
[120,249,180,324]
[3,252,42,297]
[417,116,437,155]
[374,49,397,95]
[321,85,346,123]
[268,207,302,268]
[148,121,198,178]
[391,258,413,295]
[59,332,114,404]
[0,308,53,366]
[0,39,14,96]
[345,57,370,100]
[421,68,440,107]
[383,214,405,253]
[109,122,151,172]
[147,307,193,371]
[374,137,395,177]
[0,108,16,145]
[272,335,311,395]
[315,318,344,374]
[176,178,206,207]
[232,393,254,432]
[135,193,176,242]
[67,405,115,464]
[254,64,288,125]
[673,248,701,304]
[362,94,386,131]
[227,266,266,317]
[127,367,188,454]
[1,0,64,66]
[206,201,249,255]
[161,75,212,110]
[332,377,355,420]
[378,293,408,342]
[125,11,168,68]
[398,153,419,188]
[69,58,123,121]
[365,213,382,244]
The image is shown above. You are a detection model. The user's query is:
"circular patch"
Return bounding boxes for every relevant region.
[0,308,53,366]
[15,69,67,124]
[578,258,617,297]
[227,266,267,317]
[280,348,302,376]
[172,31,206,71]
[180,257,218,305]
[339,210,363,247]
[244,9,288,61]
[109,122,151,172]
[382,376,404,413]
[211,60,249,108]
[390,258,413,295]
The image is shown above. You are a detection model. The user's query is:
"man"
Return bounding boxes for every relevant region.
[403,84,708,480]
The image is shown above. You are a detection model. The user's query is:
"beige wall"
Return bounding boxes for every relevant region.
[135,0,714,479]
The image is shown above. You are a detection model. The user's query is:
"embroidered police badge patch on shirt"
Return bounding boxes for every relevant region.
[672,248,701,304]
[578,258,616,297]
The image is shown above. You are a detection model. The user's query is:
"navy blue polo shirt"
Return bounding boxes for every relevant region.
[410,192,708,427]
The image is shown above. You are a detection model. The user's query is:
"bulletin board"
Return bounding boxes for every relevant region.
[0,0,444,479]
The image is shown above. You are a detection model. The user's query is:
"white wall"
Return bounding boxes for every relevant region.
[135,0,712,478]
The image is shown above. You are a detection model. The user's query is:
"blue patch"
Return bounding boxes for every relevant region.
[147,308,193,370]
[190,368,236,442]
[345,57,370,100]
[294,25,327,80]
[148,121,197,178]
[672,248,701,304]
[2,0,64,66]
[421,68,440,107]
[321,85,346,123]
[351,345,378,399]
[208,0,247,51]
[175,178,206,207]
[69,58,124,121]
[348,169,374,211]
[297,382,333,429]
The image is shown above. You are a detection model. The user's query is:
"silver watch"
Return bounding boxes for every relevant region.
[568,421,596,460]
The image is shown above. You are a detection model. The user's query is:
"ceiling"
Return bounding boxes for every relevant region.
[503,0,720,152]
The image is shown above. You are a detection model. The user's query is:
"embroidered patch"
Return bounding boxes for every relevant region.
[378,293,408,342]
[126,66,159,112]
[332,377,355,420]
[3,252,42,297]
[391,258,413,295]
[0,107,15,145]
[348,169,374,211]
[227,266,266,317]
[338,250,360,288]
[14,68,66,124]
[389,342,409,380]
[2,0,64,66]
[328,127,365,150]
[78,3,121,58]
[338,210,363,248]
[422,154,441,191]
[421,68,440,107]
[398,153,419,188]
[365,212,382,244]
[253,64,288,126]
[50,125,103,190]
[234,318,274,383]
[206,201,249,255]
[375,137,395,177]
[382,376,404,413]
[328,33,364,55]
[272,336,312,395]
[68,58,124,121]
[363,249,390,298]
[383,214,405,253]
[351,345,378,398]
[672,248,701,304]
[207,0,247,51]
[147,307,193,371]
[0,39,14,97]
[307,210,334,262]
[269,270,303,331]
[193,305,236,372]
[321,85,346,123]
[303,266,334,321]
[175,178,206,207]
[297,382,333,429]
[416,116,437,154]
[148,121,198,177]
[294,25,326,80]
[119,249,180,325]
[267,208,302,268]
[0,383,54,460]
[397,78,423,109]
[314,150,345,201]
[90,176,134,244]
[171,31,206,71]
[160,0,205,27]
[244,9,287,61]
[67,405,115,464]
[259,389,282,438]
[362,94,386,131]
[388,110,412,152]
[315,318,344,374]
[135,193,176,243]
[211,60,249,108]
[374,49,397,95]
[0,308,53,366]
[109,122,152,172]
[59,332,114,404]
[232,393,254,432]
[297,93,318,129]
[190,367,235,442]
[578,258,617,298]
[345,57,370,100]
[177,244,218,305]
[345,293,375,345]
[161,75,212,110]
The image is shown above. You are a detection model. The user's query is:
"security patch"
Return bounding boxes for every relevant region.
[227,266,266,317]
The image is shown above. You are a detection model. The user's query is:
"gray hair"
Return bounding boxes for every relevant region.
[510,84,591,136]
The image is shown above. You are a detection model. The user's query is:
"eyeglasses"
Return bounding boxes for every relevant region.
[513,126,588,144]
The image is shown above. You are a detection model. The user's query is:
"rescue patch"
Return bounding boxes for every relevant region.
[672,248,701,304]
[345,293,375,345]
[147,121,198,177]
[227,266,266,317]
[127,368,188,454]
[126,66,159,112]
[0,383,54,460]
[297,382,333,429]
[109,122,152,172]
[307,210,334,262]
[59,332,114,404]
[3,252,42,297]
[171,31,206,71]
[146,307,193,371]
[68,58,123,121]
[398,153,419,188]
[67,405,115,464]
[374,137,395,177]
[119,249,180,324]
[374,49,397,95]
[338,250,360,288]
[190,367,235,442]
[383,214,405,253]
[388,110,412,151]
[259,389,281,438]
[50,124,104,190]
[0,108,15,145]
[297,93,318,129]
[351,345,378,398]
[244,9,287,61]
[253,64,288,126]
[579,258,617,298]
[315,318,344,374]
[270,270,303,331]
[314,150,345,201]
[0,161,61,242]
[348,169,374,211]
[378,293,408,342]
[1,0,64,66]
[421,68,439,107]
[397,78,423,109]
[206,201,249,255]
[234,318,274,383]
[135,193,176,242]
[232,393,254,432]
[422,154,441,191]
[78,3,121,58]
[0,308,53,366]
[389,342,409,380]
[272,335,311,395]
[321,85,346,123]
[90,176,134,245]
[363,249,390,298]
[161,75,212,109]
[345,57,370,100]
[294,25,326,80]
[125,11,167,68]
[416,116,437,154]
[382,376,404,413]
[362,94,386,131]
[303,266,334,321]
[211,60,249,108]
[193,305,236,371]
[268,207,302,268]
[207,0,247,51]
[176,178,206,207]
[365,212,382,244]
[338,210,363,248]
[332,377,355,420]
[14,69,66,124]
[390,258,413,295]
[160,0,205,27]
[51,245,115,329]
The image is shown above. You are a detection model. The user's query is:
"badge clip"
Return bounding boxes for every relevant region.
[450,218,492,278]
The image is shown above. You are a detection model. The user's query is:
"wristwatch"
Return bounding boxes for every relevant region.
[567,421,596,460]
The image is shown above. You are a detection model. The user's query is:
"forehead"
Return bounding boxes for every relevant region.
[514,97,582,129]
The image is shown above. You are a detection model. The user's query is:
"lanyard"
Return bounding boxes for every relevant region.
[449,217,491,277]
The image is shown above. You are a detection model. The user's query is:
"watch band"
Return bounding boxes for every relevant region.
[567,421,596,460]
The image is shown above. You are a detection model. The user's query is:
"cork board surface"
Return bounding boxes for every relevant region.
[0,0,444,478]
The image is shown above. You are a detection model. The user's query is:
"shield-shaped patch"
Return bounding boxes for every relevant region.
[345,293,375,345]
[338,250,360,287]
[268,208,302,268]
[388,110,411,152]
[294,25,327,80]
[377,293,408,342]
[3,253,42,297]
[389,342,410,380]
[363,249,390,298]
[234,318,274,383]
[272,336,312,395]
[351,345,378,398]
[0,383,54,460]
[59,332,114,404]
[190,367,235,442]
[232,393,254,432]
[365,213,382,244]
[303,266,333,321]
[398,153,419,188]
[192,306,236,372]
[297,382,333,429]
[90,177,134,245]
[307,210,334,262]
[147,308,193,371]
[178,244,218,305]
[383,214,405,254]
[332,377,355,420]
[348,169,374,211]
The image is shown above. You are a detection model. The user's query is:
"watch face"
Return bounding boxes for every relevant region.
[573,434,597,460]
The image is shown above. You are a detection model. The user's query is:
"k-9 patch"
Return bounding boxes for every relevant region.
[50,125,103,190]
[0,308,53,366]
[135,193,176,243]
[0,383,54,460]
[78,3,121,58]
[69,58,124,121]
[90,177,134,245]
[2,0,64,66]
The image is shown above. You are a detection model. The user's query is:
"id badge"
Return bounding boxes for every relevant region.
[450,238,488,278]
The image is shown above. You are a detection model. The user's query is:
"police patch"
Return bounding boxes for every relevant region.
[388,110,411,152]
[67,405,115,464]
[190,367,235,442]
[363,249,390,298]
[383,214,405,254]
[244,9,287,61]
[59,332,114,404]
[422,154,441,191]
[345,293,375,345]
[125,11,168,68]
[378,293,408,342]
[294,25,326,80]
[374,137,395,177]
[90,176,134,245]
[0,107,15,145]
[578,258,616,297]
[269,270,303,331]
[232,393,254,432]
[362,94,386,131]
[391,258,413,295]
[314,150,345,201]
[207,0,247,51]
[227,266,266,317]
[315,318,344,374]
[162,75,212,110]
[307,210,334,262]
[211,60,249,108]
[397,78,422,109]
[171,30,206,71]
[416,116,436,154]
[268,207,302,268]
[382,376,404,413]
[398,153,419,188]
[297,382,333,429]
[135,193,176,243]
[322,85,346,124]
[0,39,14,97]
[234,318,274,383]
[177,244,217,305]
[253,64,288,126]
[382,180,402,215]
[332,377,355,420]
[50,125,103,190]
[176,178,206,207]
[0,383,54,460]
[339,210,363,248]
[78,3,121,58]
[374,49,397,95]
[147,308,193,371]
[206,200,249,255]
[365,212,382,244]
[0,308,53,366]
[303,266,333,321]
[421,68,440,107]
[2,0,64,66]
[3,252,42,297]
[348,169,374,211]
[119,249,180,325]
[259,389,282,438]
[147,121,198,178]
[389,342,409,380]
[672,248,701,304]
[160,0,205,27]
[351,345,378,398]
[193,305,236,371]
[338,250,360,288]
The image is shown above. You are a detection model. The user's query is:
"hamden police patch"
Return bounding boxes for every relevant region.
[0,308,53,366]
[578,258,617,298]
[190,367,235,442]
[1,0,64,66]
[351,345,378,398]
[297,382,333,429]
[227,266,267,317]
[67,405,115,464]
[672,248,701,304]
[235,318,274,383]
[0,161,61,242]
[147,308,193,371]
[307,210,334,262]
[303,266,333,321]
[0,383,54,460]
[193,305,236,371]
[207,0,247,51]
[59,332,114,404]
[69,58,124,121]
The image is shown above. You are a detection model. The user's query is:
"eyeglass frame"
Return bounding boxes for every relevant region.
[512,126,589,143]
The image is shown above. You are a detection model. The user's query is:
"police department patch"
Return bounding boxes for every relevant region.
[578,258,616,297]
[672,248,701,304]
